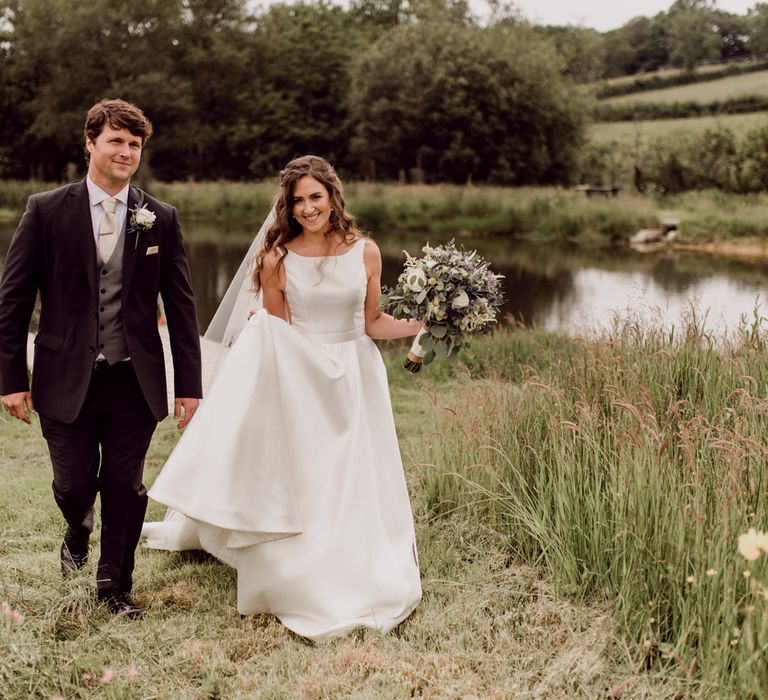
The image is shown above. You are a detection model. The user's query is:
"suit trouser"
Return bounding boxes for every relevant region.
[39,361,157,593]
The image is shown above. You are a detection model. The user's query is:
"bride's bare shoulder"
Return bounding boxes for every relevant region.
[261,247,285,269]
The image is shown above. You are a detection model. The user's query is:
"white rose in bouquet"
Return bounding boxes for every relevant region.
[451,290,469,309]
[406,267,427,292]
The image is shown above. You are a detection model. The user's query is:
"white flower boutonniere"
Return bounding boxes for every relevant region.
[128,193,156,249]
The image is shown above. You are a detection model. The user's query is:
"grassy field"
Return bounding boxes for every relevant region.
[412,316,768,696]
[589,112,768,146]
[597,63,743,90]
[0,336,709,699]
[602,69,768,106]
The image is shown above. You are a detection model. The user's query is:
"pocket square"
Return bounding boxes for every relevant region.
[146,246,159,255]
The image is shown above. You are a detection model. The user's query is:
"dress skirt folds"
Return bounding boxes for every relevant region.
[142,240,422,642]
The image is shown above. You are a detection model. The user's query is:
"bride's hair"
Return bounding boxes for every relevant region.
[252,155,364,292]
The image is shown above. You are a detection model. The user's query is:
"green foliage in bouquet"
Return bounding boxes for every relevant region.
[378,241,504,367]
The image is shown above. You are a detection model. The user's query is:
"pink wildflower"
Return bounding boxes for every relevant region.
[127,663,138,681]
[12,611,24,624]
[1,602,10,615]
[100,668,114,684]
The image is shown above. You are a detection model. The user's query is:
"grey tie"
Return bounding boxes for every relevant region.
[98,198,119,263]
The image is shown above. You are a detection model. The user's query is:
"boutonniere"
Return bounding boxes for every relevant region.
[128,191,156,249]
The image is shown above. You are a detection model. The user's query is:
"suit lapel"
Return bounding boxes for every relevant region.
[65,180,97,296]
[122,185,140,299]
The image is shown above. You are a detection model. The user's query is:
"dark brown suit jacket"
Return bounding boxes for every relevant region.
[0,180,202,423]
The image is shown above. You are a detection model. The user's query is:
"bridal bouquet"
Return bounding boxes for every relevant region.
[378,241,504,372]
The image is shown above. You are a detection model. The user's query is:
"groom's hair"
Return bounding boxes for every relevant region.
[83,99,154,161]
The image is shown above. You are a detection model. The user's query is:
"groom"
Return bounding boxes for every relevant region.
[0,99,202,618]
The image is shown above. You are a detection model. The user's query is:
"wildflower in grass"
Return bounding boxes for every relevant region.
[706,569,717,577]
[127,663,138,681]
[744,570,752,578]
[686,575,696,584]
[11,611,24,623]
[100,668,114,684]
[1,602,10,615]
[82,672,93,682]
[737,528,768,561]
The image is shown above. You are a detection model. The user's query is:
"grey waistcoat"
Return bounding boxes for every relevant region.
[96,230,129,364]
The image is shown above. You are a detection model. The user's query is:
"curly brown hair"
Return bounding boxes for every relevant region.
[252,155,364,292]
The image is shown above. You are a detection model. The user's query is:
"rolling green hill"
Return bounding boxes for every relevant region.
[602,69,768,106]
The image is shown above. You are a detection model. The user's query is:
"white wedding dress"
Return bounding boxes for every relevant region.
[142,239,422,642]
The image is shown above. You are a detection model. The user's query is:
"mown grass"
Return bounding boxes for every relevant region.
[595,62,753,91]
[602,70,768,107]
[0,339,694,699]
[413,313,768,696]
[589,112,768,146]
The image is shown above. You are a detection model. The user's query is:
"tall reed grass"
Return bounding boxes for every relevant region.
[6,180,768,243]
[416,313,768,694]
[0,180,656,240]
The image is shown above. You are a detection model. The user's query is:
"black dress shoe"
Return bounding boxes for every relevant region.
[98,591,144,620]
[60,527,89,576]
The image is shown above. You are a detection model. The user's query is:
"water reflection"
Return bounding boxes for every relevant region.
[2,218,768,338]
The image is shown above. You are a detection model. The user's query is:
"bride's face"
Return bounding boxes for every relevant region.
[292,175,332,236]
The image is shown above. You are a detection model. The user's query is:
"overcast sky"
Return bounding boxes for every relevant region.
[502,0,755,31]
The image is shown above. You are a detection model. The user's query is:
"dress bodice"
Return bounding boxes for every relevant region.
[283,238,368,343]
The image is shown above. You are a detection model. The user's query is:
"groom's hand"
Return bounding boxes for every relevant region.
[1,391,35,424]
[174,397,199,430]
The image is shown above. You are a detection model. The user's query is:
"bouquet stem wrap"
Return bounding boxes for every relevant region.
[404,328,427,373]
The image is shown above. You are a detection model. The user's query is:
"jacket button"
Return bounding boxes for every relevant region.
[99,343,104,349]
[101,269,107,276]
[99,306,105,312]
[100,289,106,294]
[99,325,104,331]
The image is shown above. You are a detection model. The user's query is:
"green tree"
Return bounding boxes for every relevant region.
[535,25,606,83]
[349,20,586,184]
[667,0,720,71]
[0,0,196,179]
[229,2,361,179]
[740,123,768,190]
[170,0,253,179]
[602,15,669,77]
[713,10,749,61]
[748,3,768,58]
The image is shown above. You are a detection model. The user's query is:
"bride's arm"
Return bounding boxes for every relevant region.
[260,250,290,322]
[364,240,421,340]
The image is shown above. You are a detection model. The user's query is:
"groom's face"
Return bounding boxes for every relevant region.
[86,125,142,192]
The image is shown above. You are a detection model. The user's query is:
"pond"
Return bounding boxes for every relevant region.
[2,218,768,339]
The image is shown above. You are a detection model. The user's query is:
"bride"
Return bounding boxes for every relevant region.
[142,155,423,643]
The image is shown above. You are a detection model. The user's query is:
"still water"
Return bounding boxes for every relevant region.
[2,218,768,338]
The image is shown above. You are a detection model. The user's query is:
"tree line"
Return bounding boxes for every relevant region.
[2,0,767,185]
[0,0,586,185]
[549,0,768,82]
